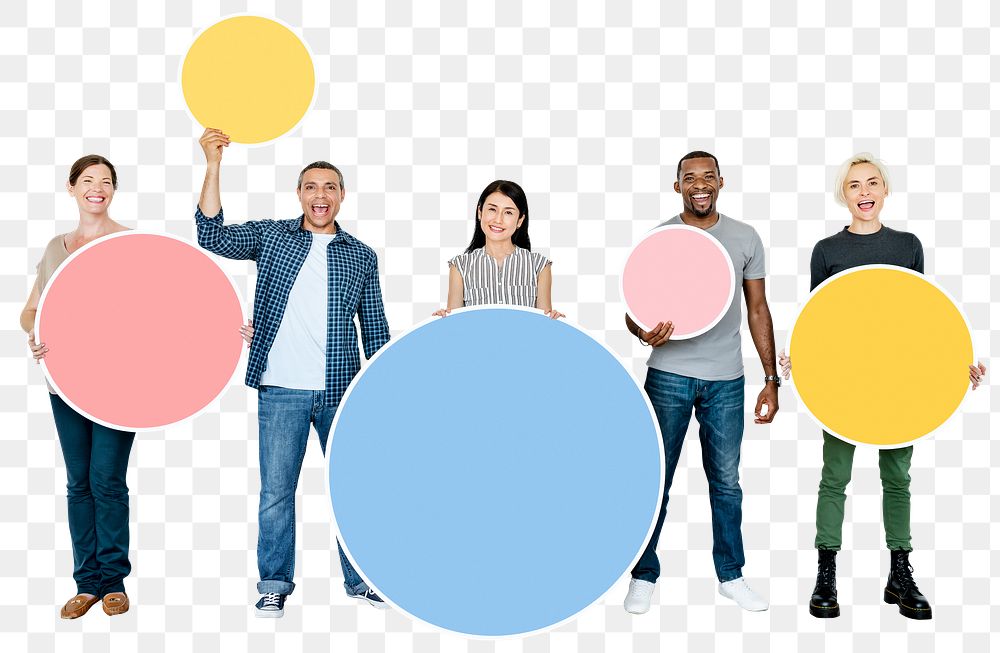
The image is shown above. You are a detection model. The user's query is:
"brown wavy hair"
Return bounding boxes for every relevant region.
[68,155,118,189]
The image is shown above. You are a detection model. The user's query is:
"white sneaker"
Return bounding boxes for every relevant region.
[624,579,655,614]
[718,577,769,611]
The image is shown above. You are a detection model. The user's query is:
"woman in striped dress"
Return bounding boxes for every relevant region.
[434,180,563,318]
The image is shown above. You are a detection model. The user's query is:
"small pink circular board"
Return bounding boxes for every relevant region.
[36,232,245,431]
[621,225,735,340]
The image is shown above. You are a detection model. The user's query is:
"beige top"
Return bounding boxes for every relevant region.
[33,234,71,394]
[35,234,72,295]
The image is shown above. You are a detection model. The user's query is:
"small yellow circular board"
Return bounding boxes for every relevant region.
[181,16,315,144]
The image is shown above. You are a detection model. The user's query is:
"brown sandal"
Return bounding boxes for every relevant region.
[60,593,100,619]
[102,592,130,616]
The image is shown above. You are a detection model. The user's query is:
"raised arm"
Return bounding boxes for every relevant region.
[194,128,262,260]
[198,128,227,217]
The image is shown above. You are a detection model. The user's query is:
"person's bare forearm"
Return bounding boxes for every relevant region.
[20,282,41,333]
[199,162,221,217]
[20,308,34,333]
[748,306,777,377]
[625,313,641,337]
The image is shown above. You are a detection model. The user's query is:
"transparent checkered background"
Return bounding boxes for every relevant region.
[0,0,996,651]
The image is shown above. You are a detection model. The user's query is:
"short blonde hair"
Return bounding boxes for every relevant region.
[833,153,891,206]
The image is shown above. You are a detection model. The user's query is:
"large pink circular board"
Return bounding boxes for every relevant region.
[36,232,245,431]
[621,225,735,339]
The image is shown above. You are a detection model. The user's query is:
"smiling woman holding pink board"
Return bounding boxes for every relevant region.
[19,155,134,620]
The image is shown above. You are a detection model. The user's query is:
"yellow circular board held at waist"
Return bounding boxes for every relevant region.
[789,265,974,448]
[181,15,315,144]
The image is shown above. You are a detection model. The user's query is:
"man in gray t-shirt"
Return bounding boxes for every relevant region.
[623,151,780,616]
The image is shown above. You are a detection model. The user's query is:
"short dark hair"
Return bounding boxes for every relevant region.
[69,154,118,189]
[676,151,720,180]
[297,161,345,191]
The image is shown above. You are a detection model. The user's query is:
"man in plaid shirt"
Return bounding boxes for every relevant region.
[195,128,390,618]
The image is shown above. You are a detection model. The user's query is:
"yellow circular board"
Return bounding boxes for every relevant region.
[789,266,973,448]
[181,16,315,144]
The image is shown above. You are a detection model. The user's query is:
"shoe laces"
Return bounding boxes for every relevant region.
[817,558,836,590]
[894,559,916,590]
[262,592,282,608]
[358,588,383,603]
[631,580,653,598]
[730,577,752,595]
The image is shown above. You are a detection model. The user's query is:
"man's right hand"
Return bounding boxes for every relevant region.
[199,128,230,165]
[639,321,674,347]
[198,128,228,217]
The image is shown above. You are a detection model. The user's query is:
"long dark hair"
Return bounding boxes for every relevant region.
[464,180,532,253]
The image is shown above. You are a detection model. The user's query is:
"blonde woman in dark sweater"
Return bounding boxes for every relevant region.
[780,153,986,621]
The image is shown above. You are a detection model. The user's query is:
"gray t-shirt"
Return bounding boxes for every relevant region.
[646,214,766,381]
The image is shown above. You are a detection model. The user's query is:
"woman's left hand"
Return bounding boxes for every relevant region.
[544,309,565,320]
[970,361,987,390]
[239,320,254,348]
[778,349,791,380]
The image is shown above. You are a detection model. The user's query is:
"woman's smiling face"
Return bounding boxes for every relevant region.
[68,164,116,215]
[478,191,524,243]
[842,162,888,223]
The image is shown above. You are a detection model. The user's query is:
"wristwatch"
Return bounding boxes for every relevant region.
[764,375,782,387]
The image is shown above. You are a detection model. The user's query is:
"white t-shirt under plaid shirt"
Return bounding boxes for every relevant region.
[448,246,551,307]
[194,207,390,407]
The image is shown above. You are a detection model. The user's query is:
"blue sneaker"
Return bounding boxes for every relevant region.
[254,592,286,618]
[350,587,388,610]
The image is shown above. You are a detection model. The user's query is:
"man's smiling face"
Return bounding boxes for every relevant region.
[675,157,723,219]
[297,168,344,234]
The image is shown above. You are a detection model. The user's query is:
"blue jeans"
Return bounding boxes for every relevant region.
[50,393,135,596]
[632,368,746,583]
[256,386,368,596]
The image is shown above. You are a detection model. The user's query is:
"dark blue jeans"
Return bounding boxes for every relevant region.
[50,393,135,596]
[632,368,746,583]
[256,386,368,596]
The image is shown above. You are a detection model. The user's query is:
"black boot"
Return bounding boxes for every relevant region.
[809,549,840,618]
[884,550,933,620]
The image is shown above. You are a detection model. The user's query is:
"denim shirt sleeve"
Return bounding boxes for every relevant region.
[195,206,263,261]
[356,255,390,360]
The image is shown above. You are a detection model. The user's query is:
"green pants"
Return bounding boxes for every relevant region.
[815,432,913,551]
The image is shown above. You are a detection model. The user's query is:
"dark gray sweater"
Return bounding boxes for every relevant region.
[809,225,924,291]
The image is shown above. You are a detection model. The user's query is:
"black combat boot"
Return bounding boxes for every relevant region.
[809,549,840,618]
[884,550,932,620]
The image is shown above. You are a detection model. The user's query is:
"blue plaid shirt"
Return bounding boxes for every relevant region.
[195,207,390,407]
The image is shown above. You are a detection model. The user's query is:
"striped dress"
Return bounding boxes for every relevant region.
[448,247,551,307]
